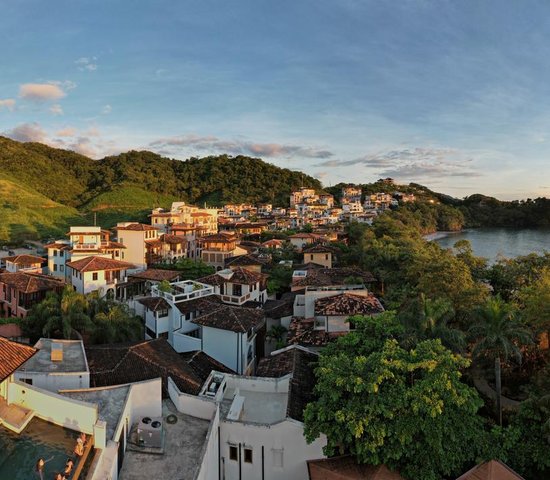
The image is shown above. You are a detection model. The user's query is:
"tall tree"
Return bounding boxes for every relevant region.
[304,315,484,480]
[469,296,532,425]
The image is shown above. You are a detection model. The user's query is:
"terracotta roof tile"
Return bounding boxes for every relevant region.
[198,267,267,287]
[307,456,405,480]
[256,345,318,422]
[314,293,384,316]
[128,269,182,282]
[85,338,224,397]
[115,223,159,231]
[0,272,64,293]
[66,256,135,272]
[137,297,171,312]
[287,317,346,347]
[192,304,265,333]
[2,254,45,264]
[0,337,37,382]
[179,351,234,381]
[456,460,526,480]
[292,267,376,288]
[224,254,266,268]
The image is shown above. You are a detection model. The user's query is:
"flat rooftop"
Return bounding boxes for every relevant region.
[20,339,88,373]
[119,399,210,480]
[62,385,130,441]
[221,386,288,424]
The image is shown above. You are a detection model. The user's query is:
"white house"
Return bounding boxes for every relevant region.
[167,344,327,480]
[66,255,135,295]
[198,267,268,306]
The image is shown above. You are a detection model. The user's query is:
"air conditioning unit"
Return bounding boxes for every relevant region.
[137,416,163,448]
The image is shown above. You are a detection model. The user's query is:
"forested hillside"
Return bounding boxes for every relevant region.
[0,136,321,242]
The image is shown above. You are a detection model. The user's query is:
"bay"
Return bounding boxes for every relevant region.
[429,228,550,261]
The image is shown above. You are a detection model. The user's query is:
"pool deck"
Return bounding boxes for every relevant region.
[0,397,33,433]
[119,399,211,480]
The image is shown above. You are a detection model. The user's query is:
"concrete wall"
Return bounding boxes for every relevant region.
[14,371,90,392]
[196,407,221,480]
[219,420,326,480]
[167,377,216,420]
[7,381,97,434]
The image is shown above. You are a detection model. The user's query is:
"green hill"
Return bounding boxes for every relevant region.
[0,136,322,242]
[0,174,83,243]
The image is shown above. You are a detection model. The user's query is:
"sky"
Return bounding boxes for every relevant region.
[2,0,550,200]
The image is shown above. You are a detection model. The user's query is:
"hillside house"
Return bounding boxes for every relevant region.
[66,256,135,296]
[0,272,64,318]
[2,254,44,274]
[197,267,268,306]
[199,232,247,270]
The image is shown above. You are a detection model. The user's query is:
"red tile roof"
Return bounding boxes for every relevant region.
[115,223,159,231]
[307,456,405,480]
[292,267,376,288]
[314,293,384,316]
[192,304,265,333]
[0,337,37,382]
[66,256,135,272]
[128,269,182,282]
[198,267,267,287]
[0,272,64,293]
[2,254,45,264]
[456,460,526,480]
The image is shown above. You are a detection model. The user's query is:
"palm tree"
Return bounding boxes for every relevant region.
[469,296,532,425]
[402,294,465,352]
[266,325,287,350]
[22,291,60,342]
[43,286,92,339]
[92,304,143,344]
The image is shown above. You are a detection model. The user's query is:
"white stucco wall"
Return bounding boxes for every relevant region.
[14,371,90,392]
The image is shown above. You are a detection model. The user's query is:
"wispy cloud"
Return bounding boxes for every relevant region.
[101,104,112,115]
[75,57,98,71]
[320,147,481,179]
[19,83,66,102]
[0,99,16,112]
[149,134,334,159]
[56,127,77,137]
[5,123,49,143]
[49,104,63,116]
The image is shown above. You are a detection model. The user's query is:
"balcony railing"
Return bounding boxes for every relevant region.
[151,280,214,304]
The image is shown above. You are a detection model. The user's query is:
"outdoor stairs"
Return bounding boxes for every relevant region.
[0,397,34,433]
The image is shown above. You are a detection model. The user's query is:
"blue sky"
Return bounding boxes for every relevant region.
[2,0,550,199]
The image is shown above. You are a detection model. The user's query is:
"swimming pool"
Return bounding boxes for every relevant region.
[0,417,77,480]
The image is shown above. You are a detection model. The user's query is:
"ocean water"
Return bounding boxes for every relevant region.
[431,228,550,262]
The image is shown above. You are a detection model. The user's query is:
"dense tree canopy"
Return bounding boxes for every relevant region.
[304,315,484,480]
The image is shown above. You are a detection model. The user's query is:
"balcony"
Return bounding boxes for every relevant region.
[72,242,101,250]
[151,280,214,304]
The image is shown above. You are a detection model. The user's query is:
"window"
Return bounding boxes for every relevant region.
[53,250,57,257]
[60,265,64,272]
[310,254,314,260]
[325,254,329,260]
[92,272,98,281]
[272,449,283,468]
[244,448,253,464]
[121,252,125,259]
[158,309,168,318]
[21,378,33,385]
[233,284,242,297]
[145,326,156,338]
[60,250,64,257]
[53,264,58,272]
[229,445,238,461]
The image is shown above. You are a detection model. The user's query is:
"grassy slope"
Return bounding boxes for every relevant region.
[80,185,178,228]
[0,174,83,243]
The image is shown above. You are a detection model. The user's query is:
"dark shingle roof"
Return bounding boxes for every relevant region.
[0,337,37,382]
[85,338,224,397]
[287,317,346,347]
[302,245,337,254]
[256,345,318,422]
[263,295,295,319]
[192,304,265,333]
[314,293,384,316]
[174,295,223,315]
